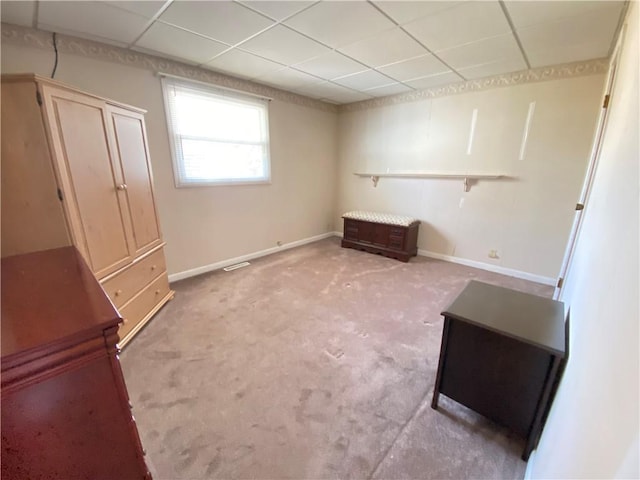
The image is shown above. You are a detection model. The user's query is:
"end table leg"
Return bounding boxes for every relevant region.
[431,317,451,410]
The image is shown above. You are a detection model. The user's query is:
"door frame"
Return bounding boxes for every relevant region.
[554,27,625,300]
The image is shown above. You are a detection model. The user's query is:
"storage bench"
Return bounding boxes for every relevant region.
[341,211,420,262]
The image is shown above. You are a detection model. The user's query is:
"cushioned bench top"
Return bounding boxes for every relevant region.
[342,211,419,227]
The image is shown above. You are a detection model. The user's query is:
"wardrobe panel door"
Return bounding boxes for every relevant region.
[108,107,162,256]
[41,86,133,278]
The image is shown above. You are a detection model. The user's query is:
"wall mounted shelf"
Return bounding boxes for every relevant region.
[353,172,508,192]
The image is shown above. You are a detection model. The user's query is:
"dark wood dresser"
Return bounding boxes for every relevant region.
[1,247,151,479]
[341,211,420,262]
[432,280,566,461]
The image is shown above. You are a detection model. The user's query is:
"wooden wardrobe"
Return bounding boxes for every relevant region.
[1,74,174,347]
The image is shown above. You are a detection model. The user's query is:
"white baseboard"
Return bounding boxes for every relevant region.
[168,232,336,282]
[418,249,555,286]
[332,231,554,286]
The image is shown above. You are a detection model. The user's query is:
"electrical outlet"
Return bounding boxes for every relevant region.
[488,250,499,259]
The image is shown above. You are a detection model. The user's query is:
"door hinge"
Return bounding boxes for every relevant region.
[557,277,564,289]
[36,90,43,106]
[603,94,610,108]
[575,203,585,211]
[57,188,63,201]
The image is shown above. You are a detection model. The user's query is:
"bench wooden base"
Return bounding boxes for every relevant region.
[341,218,419,262]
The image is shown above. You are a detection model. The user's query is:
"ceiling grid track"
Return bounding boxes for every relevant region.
[498,0,531,69]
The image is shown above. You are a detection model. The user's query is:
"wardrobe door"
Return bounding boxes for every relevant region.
[40,85,134,278]
[107,106,162,257]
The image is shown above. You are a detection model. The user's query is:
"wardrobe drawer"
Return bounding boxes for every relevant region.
[118,275,170,339]
[101,248,166,308]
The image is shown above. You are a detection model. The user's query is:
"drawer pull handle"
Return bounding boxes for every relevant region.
[151,265,157,270]
[155,289,160,295]
[116,184,128,191]
[115,289,122,296]
[128,401,133,409]
[123,317,129,324]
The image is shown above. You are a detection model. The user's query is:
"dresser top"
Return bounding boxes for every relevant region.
[1,247,121,365]
[442,280,566,356]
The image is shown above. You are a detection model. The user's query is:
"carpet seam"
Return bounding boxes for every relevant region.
[367,385,434,480]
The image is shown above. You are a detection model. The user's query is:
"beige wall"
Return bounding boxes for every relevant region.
[1,42,338,276]
[531,3,639,478]
[337,74,605,280]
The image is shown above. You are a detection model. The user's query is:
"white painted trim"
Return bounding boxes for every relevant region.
[418,249,555,285]
[168,232,335,282]
[331,231,555,285]
[524,447,536,479]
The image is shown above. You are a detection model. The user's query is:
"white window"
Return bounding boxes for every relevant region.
[161,76,271,187]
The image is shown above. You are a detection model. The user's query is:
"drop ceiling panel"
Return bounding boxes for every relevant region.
[293,51,366,81]
[254,67,322,90]
[159,1,274,45]
[378,54,452,82]
[404,1,512,52]
[239,1,314,20]
[284,1,395,48]
[504,0,625,30]
[240,25,330,65]
[334,69,397,91]
[518,6,621,67]
[1,0,35,27]
[105,1,168,19]
[38,1,150,46]
[458,57,528,79]
[405,71,463,90]
[372,1,464,25]
[135,23,230,64]
[338,27,428,68]
[204,49,284,79]
[295,81,364,100]
[364,82,414,97]
[437,33,524,70]
[321,89,372,104]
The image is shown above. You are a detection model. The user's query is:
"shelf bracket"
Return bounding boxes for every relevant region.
[370,175,380,187]
[463,177,470,192]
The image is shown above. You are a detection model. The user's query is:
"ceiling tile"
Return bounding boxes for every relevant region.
[339,27,428,68]
[295,81,358,99]
[364,82,414,97]
[204,49,284,79]
[518,6,622,67]
[104,1,167,19]
[254,67,322,90]
[404,1,511,52]
[240,25,329,65]
[458,57,528,79]
[372,1,464,25]
[238,1,314,20]
[135,23,229,64]
[284,1,395,48]
[38,1,150,46]
[504,1,625,30]
[437,33,524,70]
[292,51,366,80]
[333,69,397,91]
[378,53,451,82]
[1,0,35,27]
[405,71,463,90]
[322,89,372,105]
[159,1,274,45]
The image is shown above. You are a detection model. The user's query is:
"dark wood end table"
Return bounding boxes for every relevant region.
[431,280,566,461]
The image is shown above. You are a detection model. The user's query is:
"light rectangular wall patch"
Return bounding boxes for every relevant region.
[467,108,478,155]
[519,102,536,161]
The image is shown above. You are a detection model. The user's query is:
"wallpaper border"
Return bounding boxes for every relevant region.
[0,23,338,113]
[2,23,608,114]
[340,57,609,112]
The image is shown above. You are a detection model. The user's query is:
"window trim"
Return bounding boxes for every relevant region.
[160,75,272,188]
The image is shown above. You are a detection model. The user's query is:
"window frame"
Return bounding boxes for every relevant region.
[160,76,272,188]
